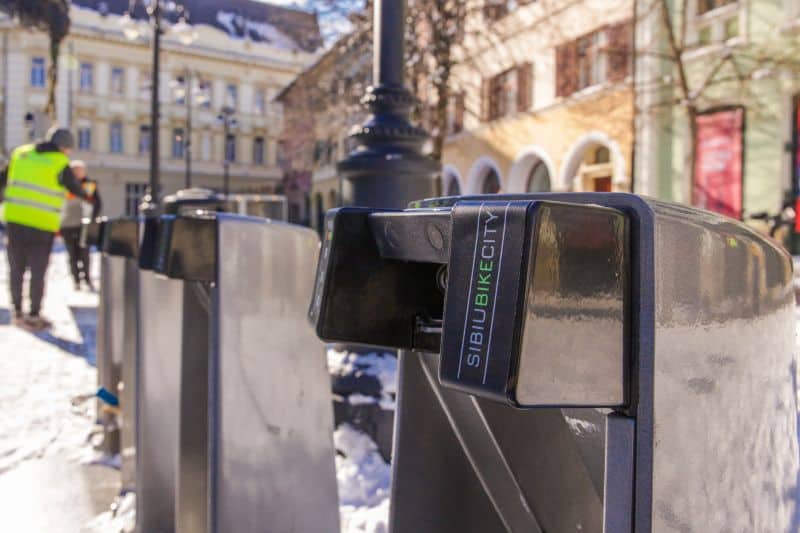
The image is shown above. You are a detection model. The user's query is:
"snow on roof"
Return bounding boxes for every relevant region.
[71,0,323,52]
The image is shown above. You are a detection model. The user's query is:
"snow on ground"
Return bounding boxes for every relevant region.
[0,241,100,477]
[335,423,392,533]
[0,239,393,532]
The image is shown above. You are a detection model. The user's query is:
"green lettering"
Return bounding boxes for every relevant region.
[475,293,489,307]
[479,260,493,272]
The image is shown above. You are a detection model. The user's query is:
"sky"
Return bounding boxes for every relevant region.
[257,0,363,46]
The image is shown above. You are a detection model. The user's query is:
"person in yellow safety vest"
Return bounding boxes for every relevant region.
[0,127,94,330]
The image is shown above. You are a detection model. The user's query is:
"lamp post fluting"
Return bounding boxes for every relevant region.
[141,0,162,215]
[337,0,439,209]
[218,106,236,197]
[123,0,195,213]
[184,70,192,189]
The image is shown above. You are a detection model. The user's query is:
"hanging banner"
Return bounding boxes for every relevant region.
[693,108,744,219]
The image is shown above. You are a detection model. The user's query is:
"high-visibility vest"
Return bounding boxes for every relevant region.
[2,144,69,233]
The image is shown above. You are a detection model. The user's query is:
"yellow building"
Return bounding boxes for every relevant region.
[0,0,320,217]
[442,0,633,196]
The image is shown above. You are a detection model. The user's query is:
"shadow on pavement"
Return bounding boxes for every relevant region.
[32,306,97,367]
[0,308,10,325]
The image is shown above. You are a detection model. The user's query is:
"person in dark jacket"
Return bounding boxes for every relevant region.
[0,127,94,330]
[60,160,101,291]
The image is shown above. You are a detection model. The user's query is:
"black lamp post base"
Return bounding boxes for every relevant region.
[339,155,439,209]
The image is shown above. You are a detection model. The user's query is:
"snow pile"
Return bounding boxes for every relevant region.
[335,423,391,533]
[0,243,100,475]
[328,349,397,410]
[83,492,136,533]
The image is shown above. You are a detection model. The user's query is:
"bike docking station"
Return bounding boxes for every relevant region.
[93,216,140,492]
[81,217,118,454]
[135,191,234,533]
[144,207,337,533]
[310,192,799,533]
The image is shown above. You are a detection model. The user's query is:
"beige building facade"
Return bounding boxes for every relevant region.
[0,2,319,218]
[441,0,634,197]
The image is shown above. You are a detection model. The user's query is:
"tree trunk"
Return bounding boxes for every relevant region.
[45,37,59,121]
[686,104,698,205]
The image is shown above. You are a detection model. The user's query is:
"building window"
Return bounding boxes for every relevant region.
[481,169,501,194]
[526,161,551,192]
[172,128,185,158]
[483,63,533,121]
[225,84,237,110]
[201,134,211,160]
[225,134,236,162]
[111,67,125,96]
[138,125,150,154]
[125,183,148,216]
[448,93,465,134]
[30,57,46,88]
[253,136,265,165]
[698,0,736,15]
[197,80,212,109]
[447,177,461,196]
[556,21,632,97]
[77,126,92,151]
[110,121,124,153]
[692,0,740,46]
[254,88,266,115]
[139,71,151,101]
[173,76,187,105]
[484,0,509,20]
[79,62,94,93]
[577,31,607,91]
[488,68,517,120]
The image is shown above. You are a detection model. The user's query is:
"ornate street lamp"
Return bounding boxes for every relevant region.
[217,106,238,197]
[337,0,439,208]
[120,0,196,214]
[171,71,209,189]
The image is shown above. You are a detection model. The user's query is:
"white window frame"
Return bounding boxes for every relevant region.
[110,66,125,96]
[254,88,266,115]
[77,126,92,151]
[253,136,265,165]
[30,57,46,88]
[172,128,185,159]
[79,62,94,93]
[110,121,124,153]
[685,0,745,53]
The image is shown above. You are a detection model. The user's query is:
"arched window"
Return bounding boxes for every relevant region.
[594,146,611,164]
[481,169,501,194]
[525,160,551,192]
[447,177,461,196]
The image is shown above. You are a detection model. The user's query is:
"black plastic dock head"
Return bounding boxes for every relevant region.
[154,213,217,283]
[80,216,107,248]
[101,217,140,259]
[310,199,630,408]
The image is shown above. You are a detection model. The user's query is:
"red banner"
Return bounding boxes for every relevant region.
[693,108,744,219]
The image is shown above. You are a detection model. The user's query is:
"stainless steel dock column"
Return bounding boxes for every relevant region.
[136,220,184,533]
[99,217,141,491]
[310,193,799,533]
[154,212,338,533]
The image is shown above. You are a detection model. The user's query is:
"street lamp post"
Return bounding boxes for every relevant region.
[337,0,439,209]
[218,106,237,197]
[141,0,162,215]
[184,70,192,189]
[122,0,196,213]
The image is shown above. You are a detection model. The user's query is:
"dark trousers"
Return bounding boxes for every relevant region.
[6,222,54,316]
[62,226,90,285]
